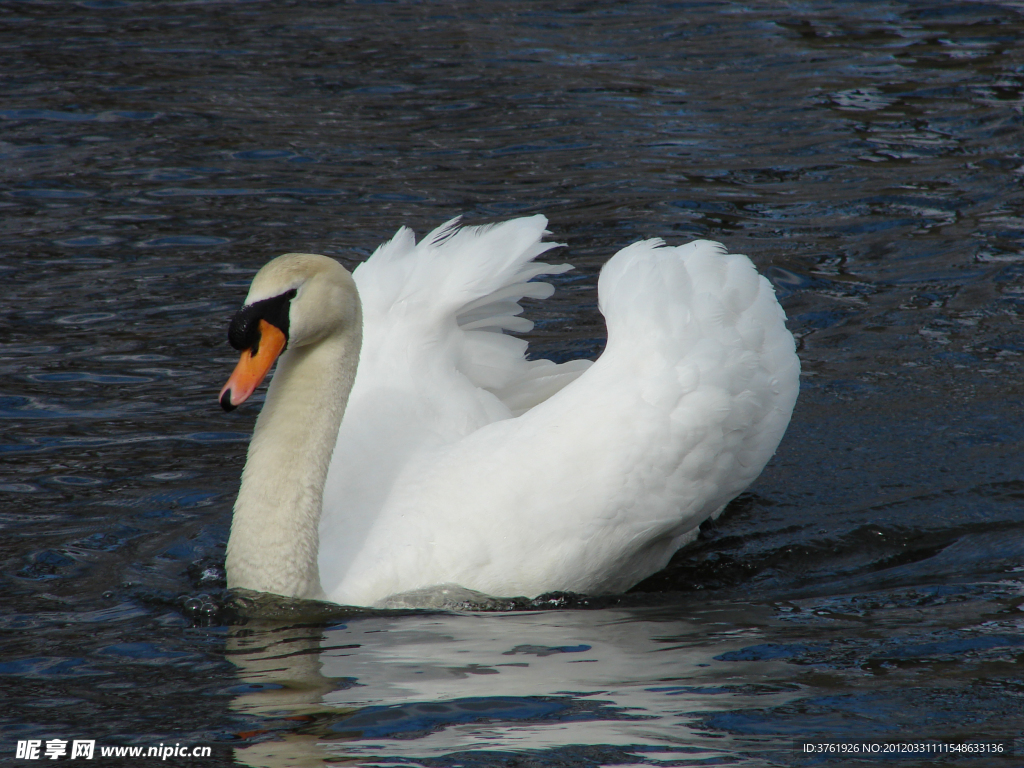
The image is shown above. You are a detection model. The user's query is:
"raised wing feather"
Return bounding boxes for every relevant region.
[319,216,592,591]
[351,215,590,406]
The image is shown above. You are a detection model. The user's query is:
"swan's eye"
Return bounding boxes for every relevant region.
[228,288,297,352]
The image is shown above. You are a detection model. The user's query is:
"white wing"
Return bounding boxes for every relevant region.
[322,219,800,606]
[319,216,590,593]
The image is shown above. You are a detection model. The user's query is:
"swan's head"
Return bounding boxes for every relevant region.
[219,253,359,411]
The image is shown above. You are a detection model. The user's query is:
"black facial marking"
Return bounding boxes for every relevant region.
[227,288,296,352]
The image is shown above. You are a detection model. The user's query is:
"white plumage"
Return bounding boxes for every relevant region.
[222,215,799,608]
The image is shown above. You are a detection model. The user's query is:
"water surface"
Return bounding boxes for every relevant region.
[2,1,1023,766]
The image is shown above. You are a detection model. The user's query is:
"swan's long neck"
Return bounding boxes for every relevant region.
[226,323,361,600]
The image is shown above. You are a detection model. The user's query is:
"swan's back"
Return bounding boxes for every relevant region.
[322,220,799,606]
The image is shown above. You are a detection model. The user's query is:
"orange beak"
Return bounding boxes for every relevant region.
[219,319,287,411]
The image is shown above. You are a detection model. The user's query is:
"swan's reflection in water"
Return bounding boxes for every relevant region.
[228,605,799,766]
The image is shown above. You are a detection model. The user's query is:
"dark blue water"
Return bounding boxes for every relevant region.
[2,1,1024,765]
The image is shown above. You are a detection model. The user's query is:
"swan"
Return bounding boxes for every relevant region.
[219,216,799,607]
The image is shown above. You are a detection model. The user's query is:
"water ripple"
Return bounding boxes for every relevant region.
[3,1,1024,764]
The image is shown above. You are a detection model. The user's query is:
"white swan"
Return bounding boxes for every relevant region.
[220,216,799,607]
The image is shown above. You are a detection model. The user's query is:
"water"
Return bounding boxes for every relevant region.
[2,1,1024,765]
